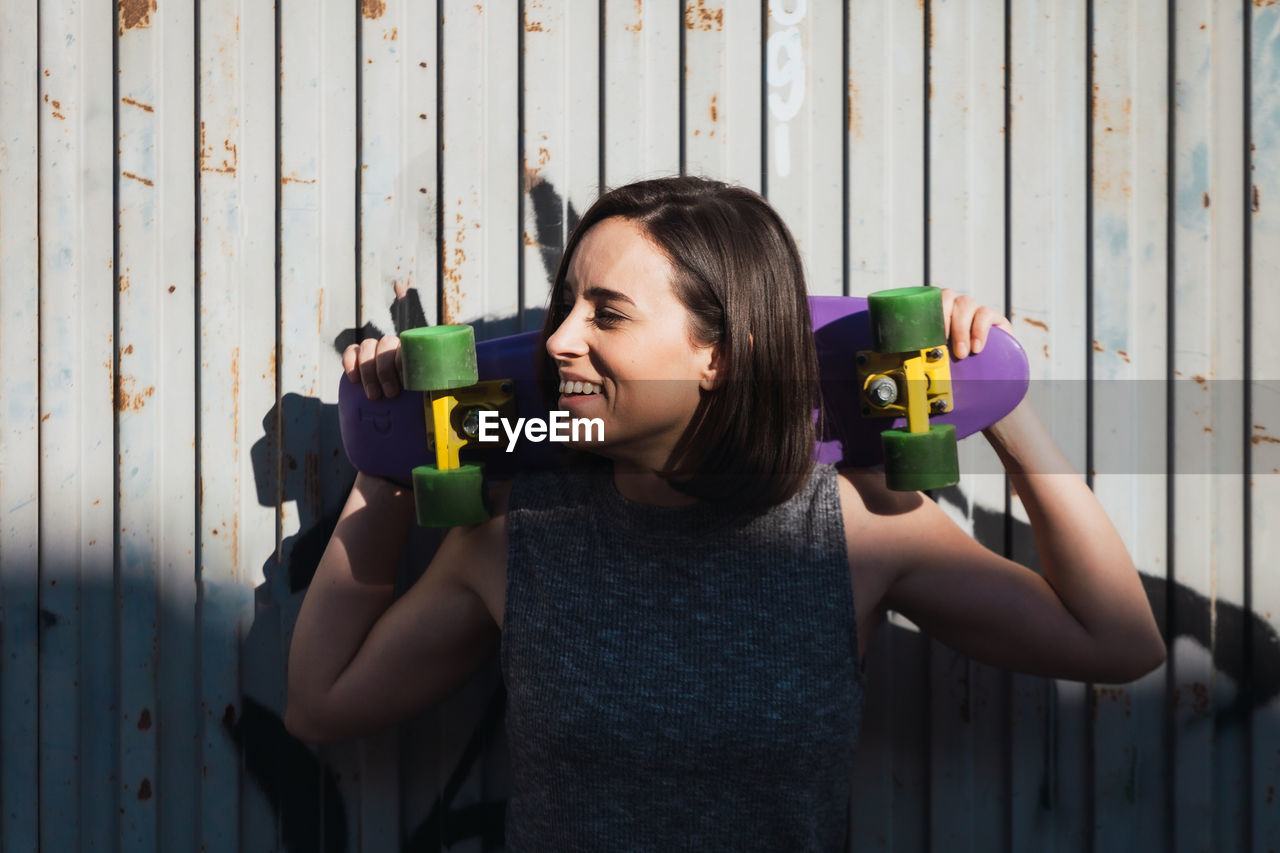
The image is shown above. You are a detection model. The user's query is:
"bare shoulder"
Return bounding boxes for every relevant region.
[434,479,512,628]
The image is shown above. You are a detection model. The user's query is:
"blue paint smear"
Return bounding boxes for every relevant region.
[1176,142,1209,230]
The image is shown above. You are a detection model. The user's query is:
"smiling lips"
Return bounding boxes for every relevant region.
[558,378,602,396]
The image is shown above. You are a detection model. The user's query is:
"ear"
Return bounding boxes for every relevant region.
[699,343,727,391]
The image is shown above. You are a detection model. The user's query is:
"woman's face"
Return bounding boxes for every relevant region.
[546,216,719,469]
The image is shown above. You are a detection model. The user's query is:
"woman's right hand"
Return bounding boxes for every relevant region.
[343,335,403,401]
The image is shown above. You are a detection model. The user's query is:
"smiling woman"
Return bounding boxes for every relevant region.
[286,176,1165,852]
[541,179,820,510]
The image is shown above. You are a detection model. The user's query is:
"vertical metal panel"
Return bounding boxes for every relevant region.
[520,0,601,324]
[196,0,277,849]
[926,2,1011,849]
[116,1,200,851]
[1007,2,1092,850]
[360,0,440,335]
[603,0,681,184]
[1171,2,1250,851]
[440,0,520,333]
[683,0,763,189]
[275,1,363,850]
[0,2,41,851]
[763,0,843,295]
[1089,2,1170,850]
[1249,4,1280,849]
[36,0,117,849]
[845,0,926,297]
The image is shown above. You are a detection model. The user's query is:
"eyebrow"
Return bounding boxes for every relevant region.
[563,283,636,306]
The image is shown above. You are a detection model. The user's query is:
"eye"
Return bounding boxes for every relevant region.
[589,307,624,329]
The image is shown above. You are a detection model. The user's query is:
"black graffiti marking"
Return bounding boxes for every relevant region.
[225,696,348,853]
[937,485,1280,715]
[402,685,508,852]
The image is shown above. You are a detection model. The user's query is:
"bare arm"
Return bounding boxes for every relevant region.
[854,402,1163,683]
[842,291,1165,683]
[286,335,504,742]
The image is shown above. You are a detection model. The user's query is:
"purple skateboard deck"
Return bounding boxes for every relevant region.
[339,294,1030,481]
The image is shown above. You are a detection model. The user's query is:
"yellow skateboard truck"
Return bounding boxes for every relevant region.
[400,325,515,527]
[855,287,961,491]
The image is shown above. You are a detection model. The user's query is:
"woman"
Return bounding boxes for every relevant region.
[286,177,1165,850]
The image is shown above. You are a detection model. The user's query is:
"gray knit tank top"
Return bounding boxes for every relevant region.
[500,461,865,851]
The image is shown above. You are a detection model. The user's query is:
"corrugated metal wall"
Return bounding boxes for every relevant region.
[1,0,1277,850]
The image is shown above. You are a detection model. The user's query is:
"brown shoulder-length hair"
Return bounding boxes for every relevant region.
[540,175,820,512]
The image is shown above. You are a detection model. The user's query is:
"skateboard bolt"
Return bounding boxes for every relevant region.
[500,381,513,395]
[931,399,948,414]
[867,376,898,407]
[856,353,869,367]
[926,347,945,362]
[462,408,482,439]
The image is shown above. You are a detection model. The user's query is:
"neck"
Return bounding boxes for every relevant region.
[610,458,698,507]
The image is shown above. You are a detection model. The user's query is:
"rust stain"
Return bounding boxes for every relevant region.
[525,11,545,33]
[362,0,385,19]
[1093,339,1105,352]
[708,94,718,124]
[1043,344,1050,359]
[199,122,238,175]
[44,94,66,121]
[168,285,176,293]
[231,347,241,466]
[524,164,543,190]
[281,174,315,184]
[1193,374,1207,386]
[118,0,157,34]
[1116,349,1130,363]
[684,0,723,31]
[119,275,130,294]
[1253,434,1280,446]
[1202,191,1211,208]
[137,778,152,801]
[121,96,153,113]
[626,0,643,33]
[1253,184,1261,213]
[524,231,541,247]
[122,171,153,187]
[1255,0,1277,7]
[117,376,156,412]
[383,27,398,40]
[41,413,50,423]
[124,344,134,355]
[1021,317,1049,332]
[848,82,863,139]
[138,708,152,730]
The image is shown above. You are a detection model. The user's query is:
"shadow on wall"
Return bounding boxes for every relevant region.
[227,178,1280,851]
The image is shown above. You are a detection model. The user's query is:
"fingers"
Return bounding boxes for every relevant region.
[345,335,402,400]
[941,289,1011,359]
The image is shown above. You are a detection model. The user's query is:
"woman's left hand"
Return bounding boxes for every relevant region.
[939,288,1013,359]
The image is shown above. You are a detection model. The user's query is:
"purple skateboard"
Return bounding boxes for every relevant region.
[338,295,1029,482]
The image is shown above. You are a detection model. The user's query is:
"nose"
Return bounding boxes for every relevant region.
[546,302,589,362]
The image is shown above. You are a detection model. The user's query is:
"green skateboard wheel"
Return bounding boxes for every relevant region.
[881,424,959,491]
[400,325,479,391]
[411,463,490,527]
[867,286,946,353]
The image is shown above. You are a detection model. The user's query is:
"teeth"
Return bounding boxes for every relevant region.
[559,379,600,395]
